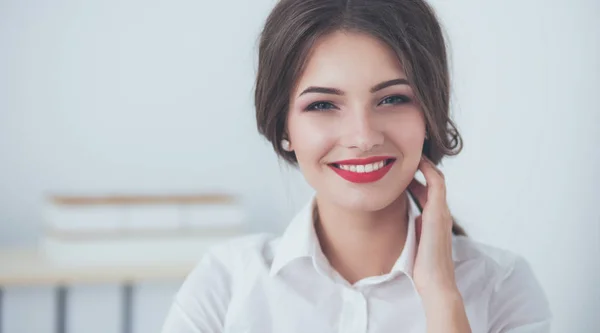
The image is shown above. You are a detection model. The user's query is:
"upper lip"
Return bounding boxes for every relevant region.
[331,156,395,165]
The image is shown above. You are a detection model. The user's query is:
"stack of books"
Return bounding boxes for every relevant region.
[40,193,247,266]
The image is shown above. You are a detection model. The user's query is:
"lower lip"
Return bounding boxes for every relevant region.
[329,160,395,184]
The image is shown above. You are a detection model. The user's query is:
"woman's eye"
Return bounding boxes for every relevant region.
[379,95,411,106]
[305,101,336,111]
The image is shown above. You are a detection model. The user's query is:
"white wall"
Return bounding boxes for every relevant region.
[1,0,598,332]
[0,0,313,246]
[432,1,600,331]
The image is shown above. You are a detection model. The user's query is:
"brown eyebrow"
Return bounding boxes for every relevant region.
[370,78,410,93]
[298,78,410,97]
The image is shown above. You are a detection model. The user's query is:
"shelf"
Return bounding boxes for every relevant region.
[0,247,199,286]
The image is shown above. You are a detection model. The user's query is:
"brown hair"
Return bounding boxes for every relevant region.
[254,0,466,236]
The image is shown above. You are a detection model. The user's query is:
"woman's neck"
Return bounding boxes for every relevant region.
[314,191,409,285]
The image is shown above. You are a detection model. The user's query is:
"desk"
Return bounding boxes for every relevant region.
[0,248,199,333]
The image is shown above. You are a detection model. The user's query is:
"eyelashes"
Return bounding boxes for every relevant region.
[306,101,336,111]
[304,94,412,112]
[379,95,411,106]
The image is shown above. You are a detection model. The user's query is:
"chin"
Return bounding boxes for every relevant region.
[325,184,404,213]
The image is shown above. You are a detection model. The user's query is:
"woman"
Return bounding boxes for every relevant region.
[162,0,551,332]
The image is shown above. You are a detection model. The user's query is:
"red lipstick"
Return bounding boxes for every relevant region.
[328,156,396,184]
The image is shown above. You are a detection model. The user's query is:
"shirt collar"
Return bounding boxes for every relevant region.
[269,193,423,279]
[269,196,324,277]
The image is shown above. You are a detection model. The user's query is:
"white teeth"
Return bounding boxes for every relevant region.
[337,160,389,174]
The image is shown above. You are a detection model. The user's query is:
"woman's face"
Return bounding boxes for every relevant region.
[287,31,426,212]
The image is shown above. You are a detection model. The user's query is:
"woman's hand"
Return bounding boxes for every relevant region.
[409,156,456,298]
[408,156,471,333]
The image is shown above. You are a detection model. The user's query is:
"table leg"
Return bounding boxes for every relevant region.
[55,285,67,333]
[122,283,133,333]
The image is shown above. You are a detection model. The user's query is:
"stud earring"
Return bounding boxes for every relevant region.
[281,139,291,151]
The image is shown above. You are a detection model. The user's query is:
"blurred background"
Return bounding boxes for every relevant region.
[0,0,598,332]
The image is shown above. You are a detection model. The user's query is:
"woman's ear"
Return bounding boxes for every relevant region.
[281,139,292,152]
[281,128,293,152]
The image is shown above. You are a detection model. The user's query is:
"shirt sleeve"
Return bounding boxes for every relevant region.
[487,256,552,333]
[161,250,232,333]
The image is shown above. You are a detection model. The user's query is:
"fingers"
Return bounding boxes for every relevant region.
[411,157,452,245]
[415,215,423,245]
[408,178,427,210]
[417,156,446,204]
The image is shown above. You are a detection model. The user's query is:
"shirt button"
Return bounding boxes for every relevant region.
[340,288,368,333]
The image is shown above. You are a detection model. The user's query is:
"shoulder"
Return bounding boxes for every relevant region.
[452,236,552,331]
[452,235,523,276]
[451,235,546,299]
[181,232,282,292]
[200,232,281,272]
[165,233,280,331]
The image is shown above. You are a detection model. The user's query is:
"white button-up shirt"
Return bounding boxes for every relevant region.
[162,195,552,332]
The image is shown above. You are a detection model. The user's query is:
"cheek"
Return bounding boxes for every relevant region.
[287,113,337,165]
[383,112,426,154]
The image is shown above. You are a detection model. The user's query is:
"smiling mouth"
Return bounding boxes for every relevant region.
[329,158,396,173]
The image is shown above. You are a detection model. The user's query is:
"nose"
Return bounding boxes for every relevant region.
[339,110,384,152]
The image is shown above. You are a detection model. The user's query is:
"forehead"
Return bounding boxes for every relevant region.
[294,31,406,93]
